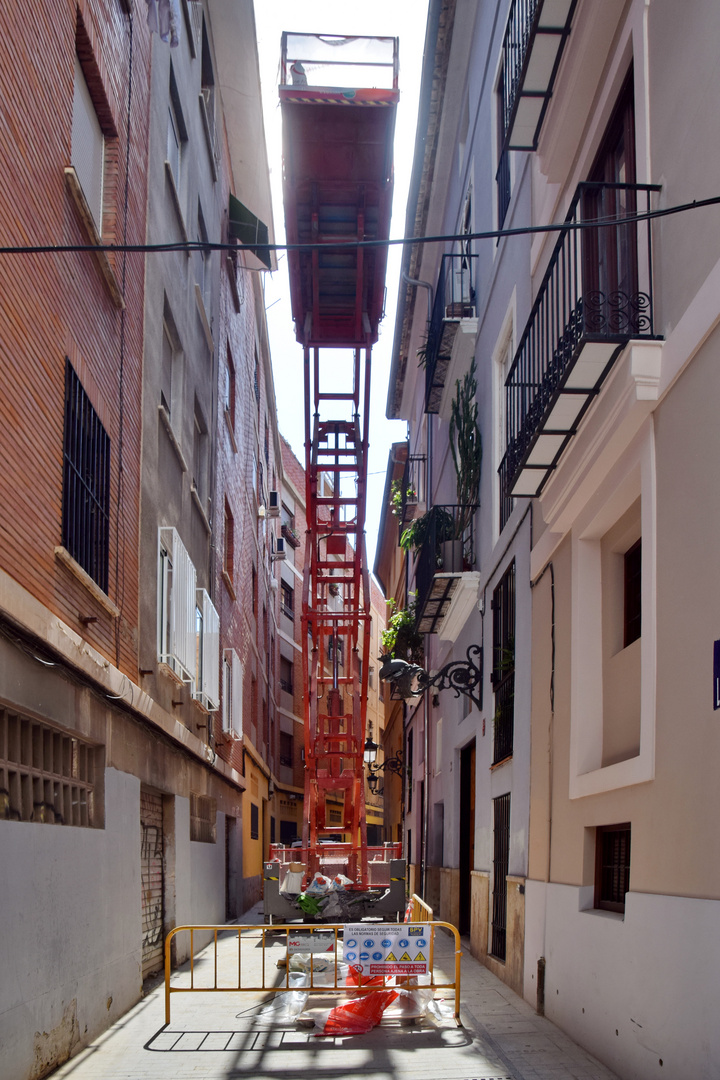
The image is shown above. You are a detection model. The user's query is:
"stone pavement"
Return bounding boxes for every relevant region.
[51,902,620,1080]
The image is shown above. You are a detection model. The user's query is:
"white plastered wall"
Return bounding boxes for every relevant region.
[524,880,720,1080]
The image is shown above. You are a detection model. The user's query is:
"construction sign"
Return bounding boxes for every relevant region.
[342,923,430,976]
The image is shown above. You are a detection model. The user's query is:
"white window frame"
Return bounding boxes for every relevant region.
[222,649,243,736]
[158,527,197,684]
[569,425,656,798]
[71,54,105,233]
[194,588,219,711]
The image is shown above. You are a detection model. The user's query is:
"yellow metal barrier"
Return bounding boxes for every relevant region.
[164,921,462,1025]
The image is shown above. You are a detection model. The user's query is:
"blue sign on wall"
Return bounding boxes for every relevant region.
[714,640,720,709]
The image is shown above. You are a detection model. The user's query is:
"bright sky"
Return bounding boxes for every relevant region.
[253,1,430,572]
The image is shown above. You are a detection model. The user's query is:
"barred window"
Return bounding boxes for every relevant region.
[62,359,111,592]
[250,802,259,840]
[0,707,99,827]
[190,792,216,843]
[595,824,631,913]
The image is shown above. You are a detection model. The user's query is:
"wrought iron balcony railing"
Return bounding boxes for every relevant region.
[500,0,577,152]
[398,454,426,533]
[500,181,661,502]
[424,253,478,413]
[412,504,478,635]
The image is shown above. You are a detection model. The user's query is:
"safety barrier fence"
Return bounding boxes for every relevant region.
[164,918,461,1025]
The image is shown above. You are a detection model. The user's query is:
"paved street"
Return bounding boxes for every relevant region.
[51,903,620,1080]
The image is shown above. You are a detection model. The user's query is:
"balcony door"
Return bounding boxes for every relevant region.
[582,71,639,332]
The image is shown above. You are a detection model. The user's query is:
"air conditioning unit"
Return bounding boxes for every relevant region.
[268,490,280,517]
[272,536,286,561]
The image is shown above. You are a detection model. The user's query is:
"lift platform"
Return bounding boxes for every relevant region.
[264,33,402,921]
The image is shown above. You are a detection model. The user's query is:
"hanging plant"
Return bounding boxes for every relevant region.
[381,598,424,664]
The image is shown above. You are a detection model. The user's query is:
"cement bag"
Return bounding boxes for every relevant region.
[305,873,333,896]
[279,870,304,894]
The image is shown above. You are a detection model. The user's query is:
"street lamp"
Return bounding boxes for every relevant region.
[364,723,404,796]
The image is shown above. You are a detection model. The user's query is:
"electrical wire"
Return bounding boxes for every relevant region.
[0,193,718,258]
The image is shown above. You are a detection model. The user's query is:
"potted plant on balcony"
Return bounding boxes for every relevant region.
[399,504,455,555]
[381,598,424,665]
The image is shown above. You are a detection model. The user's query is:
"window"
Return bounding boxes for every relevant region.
[158,527,197,683]
[595,824,631,913]
[279,731,293,768]
[190,792,216,843]
[279,656,293,695]
[252,566,257,617]
[582,72,639,330]
[196,202,211,315]
[491,562,515,764]
[0,707,99,827]
[167,65,187,197]
[254,347,260,404]
[224,499,234,581]
[71,54,105,232]
[624,539,642,647]
[200,16,218,167]
[491,792,510,959]
[193,589,219,711]
[222,649,243,736]
[368,665,375,689]
[280,580,294,620]
[192,404,208,504]
[62,359,110,593]
[224,345,236,431]
[250,802,259,840]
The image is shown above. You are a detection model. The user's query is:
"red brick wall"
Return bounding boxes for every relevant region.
[0,1,151,676]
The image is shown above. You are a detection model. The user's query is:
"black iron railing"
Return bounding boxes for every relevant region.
[500,181,661,498]
[496,148,511,229]
[414,504,477,628]
[424,253,478,413]
[400,454,426,523]
[501,0,539,143]
[500,0,576,152]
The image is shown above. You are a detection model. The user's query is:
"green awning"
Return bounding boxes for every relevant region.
[229,193,271,269]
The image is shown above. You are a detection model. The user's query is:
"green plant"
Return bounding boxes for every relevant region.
[416,333,432,370]
[449,357,482,538]
[399,505,454,552]
[381,598,424,664]
[390,478,417,519]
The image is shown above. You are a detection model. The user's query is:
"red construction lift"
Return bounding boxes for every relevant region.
[264,33,405,921]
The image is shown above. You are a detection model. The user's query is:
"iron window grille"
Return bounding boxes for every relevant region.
[491,792,510,960]
[624,540,641,648]
[0,707,98,827]
[62,359,110,593]
[491,562,516,764]
[250,802,259,840]
[595,824,631,913]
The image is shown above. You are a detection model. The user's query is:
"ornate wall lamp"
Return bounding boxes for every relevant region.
[378,645,483,711]
[363,723,404,796]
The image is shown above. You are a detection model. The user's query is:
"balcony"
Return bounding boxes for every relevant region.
[281,517,301,549]
[500,182,661,501]
[397,454,427,533]
[412,504,478,636]
[500,0,577,152]
[424,254,478,415]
